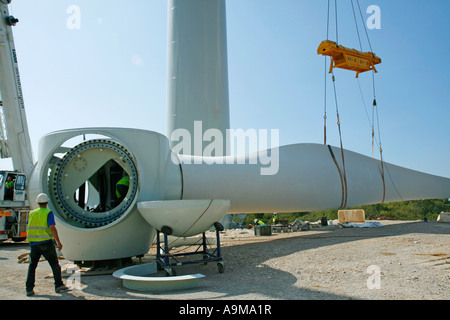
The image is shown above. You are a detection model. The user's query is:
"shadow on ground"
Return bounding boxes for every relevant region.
[71,220,448,300]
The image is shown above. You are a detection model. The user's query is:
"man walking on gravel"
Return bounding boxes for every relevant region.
[25,193,69,296]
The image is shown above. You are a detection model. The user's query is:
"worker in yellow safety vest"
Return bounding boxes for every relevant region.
[115,176,129,199]
[4,176,14,200]
[254,219,266,226]
[25,193,69,296]
[272,212,279,225]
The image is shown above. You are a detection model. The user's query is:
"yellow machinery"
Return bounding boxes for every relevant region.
[318,40,381,78]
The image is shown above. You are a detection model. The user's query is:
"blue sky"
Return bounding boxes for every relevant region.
[3,0,449,178]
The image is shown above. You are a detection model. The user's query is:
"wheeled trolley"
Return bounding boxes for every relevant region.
[155,222,225,276]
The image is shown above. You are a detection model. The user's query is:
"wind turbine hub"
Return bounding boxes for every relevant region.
[49,139,139,228]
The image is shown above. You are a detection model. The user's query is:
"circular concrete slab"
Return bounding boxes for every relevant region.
[112,263,205,292]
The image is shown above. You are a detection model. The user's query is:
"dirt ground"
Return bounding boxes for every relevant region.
[0,220,448,301]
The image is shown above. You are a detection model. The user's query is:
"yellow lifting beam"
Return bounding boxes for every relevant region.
[318,40,381,78]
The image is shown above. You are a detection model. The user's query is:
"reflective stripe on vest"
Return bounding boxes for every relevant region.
[26,208,53,243]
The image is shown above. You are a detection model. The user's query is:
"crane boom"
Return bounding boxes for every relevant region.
[0,1,34,176]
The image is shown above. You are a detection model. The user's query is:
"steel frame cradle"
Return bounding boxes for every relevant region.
[155,226,225,276]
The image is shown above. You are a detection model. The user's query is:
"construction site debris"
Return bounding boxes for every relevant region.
[338,222,383,228]
[17,252,65,264]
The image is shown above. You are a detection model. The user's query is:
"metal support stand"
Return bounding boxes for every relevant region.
[155,223,224,276]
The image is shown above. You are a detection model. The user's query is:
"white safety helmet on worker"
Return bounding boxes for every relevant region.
[36,193,49,204]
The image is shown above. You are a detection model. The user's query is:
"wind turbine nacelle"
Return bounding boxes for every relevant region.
[27,128,187,261]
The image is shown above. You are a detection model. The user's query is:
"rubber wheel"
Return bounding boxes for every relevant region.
[165,268,176,277]
[217,262,224,273]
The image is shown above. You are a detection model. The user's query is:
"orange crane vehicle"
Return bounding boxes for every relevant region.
[0,171,29,243]
[318,40,381,78]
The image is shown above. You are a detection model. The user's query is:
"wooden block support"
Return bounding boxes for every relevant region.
[338,209,365,223]
[437,212,450,223]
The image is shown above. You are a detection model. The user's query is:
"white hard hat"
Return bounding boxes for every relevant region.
[36,193,49,204]
[254,219,258,223]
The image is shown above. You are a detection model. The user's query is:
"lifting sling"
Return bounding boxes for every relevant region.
[318,40,381,78]
[320,0,387,205]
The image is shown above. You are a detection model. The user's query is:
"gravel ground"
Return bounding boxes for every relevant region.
[0,220,448,301]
